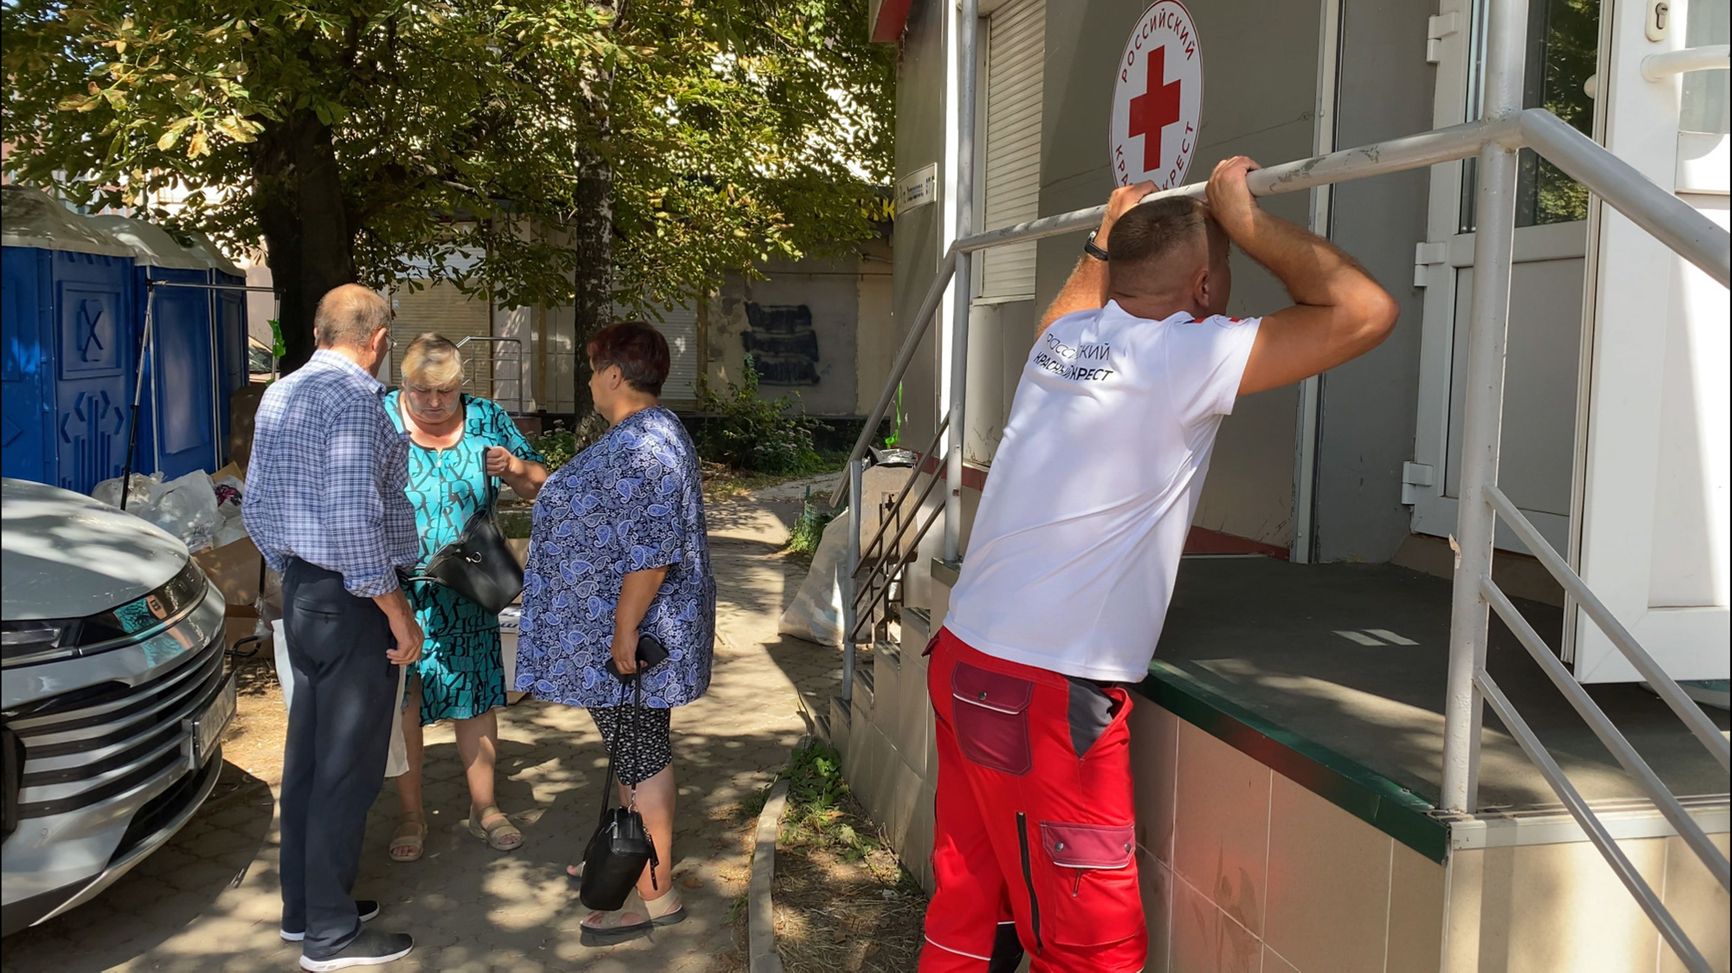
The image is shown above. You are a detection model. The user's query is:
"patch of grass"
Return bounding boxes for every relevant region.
[784,491,835,562]
[781,743,851,825]
[760,742,929,972]
[529,414,607,473]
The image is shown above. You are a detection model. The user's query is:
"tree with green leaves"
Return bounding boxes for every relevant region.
[2,0,894,402]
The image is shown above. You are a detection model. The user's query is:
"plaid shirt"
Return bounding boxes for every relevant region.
[242,350,417,597]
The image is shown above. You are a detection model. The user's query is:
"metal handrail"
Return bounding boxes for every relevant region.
[1486,486,1731,768]
[831,250,959,506]
[854,467,945,607]
[1475,670,1712,973]
[854,470,944,607]
[1481,576,1730,891]
[454,335,526,412]
[856,417,949,571]
[832,109,1731,514]
[850,501,945,644]
[1519,110,1730,287]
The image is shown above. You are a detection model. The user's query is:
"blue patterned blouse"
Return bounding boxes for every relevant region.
[515,406,715,709]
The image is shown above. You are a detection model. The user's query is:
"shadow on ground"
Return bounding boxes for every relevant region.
[1,761,274,971]
[1,490,849,973]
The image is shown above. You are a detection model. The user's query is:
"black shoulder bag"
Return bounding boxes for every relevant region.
[408,474,524,615]
[579,675,660,911]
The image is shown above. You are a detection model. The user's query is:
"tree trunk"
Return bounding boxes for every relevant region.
[569,2,622,419]
[570,146,612,418]
[253,112,355,373]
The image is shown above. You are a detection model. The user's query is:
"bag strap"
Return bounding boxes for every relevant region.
[595,672,643,828]
[404,454,504,586]
[625,676,642,809]
[597,707,621,828]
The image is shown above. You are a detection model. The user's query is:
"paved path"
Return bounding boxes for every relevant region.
[2,493,838,973]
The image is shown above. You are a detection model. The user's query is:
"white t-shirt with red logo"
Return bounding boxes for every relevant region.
[943,301,1261,683]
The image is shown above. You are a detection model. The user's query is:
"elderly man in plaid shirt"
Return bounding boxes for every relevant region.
[244,284,423,971]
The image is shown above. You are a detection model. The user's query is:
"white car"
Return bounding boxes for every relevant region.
[1,477,236,936]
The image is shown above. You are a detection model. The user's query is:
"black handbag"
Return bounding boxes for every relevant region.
[408,476,523,614]
[579,678,660,911]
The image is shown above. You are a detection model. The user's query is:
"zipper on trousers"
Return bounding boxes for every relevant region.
[1016,811,1043,951]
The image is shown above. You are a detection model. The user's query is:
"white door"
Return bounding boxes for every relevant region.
[1571,0,1729,683]
[1410,0,1600,554]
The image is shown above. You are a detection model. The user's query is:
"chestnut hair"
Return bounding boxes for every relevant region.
[586,320,670,396]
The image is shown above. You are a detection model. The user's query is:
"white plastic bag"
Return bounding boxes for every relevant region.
[273,618,410,778]
[92,472,165,510]
[385,667,409,778]
[211,519,250,548]
[498,606,521,691]
[150,471,222,551]
[777,513,851,647]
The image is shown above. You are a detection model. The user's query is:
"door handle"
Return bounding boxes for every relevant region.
[1641,44,1731,81]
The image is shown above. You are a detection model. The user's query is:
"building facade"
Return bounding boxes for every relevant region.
[837,1,1730,970]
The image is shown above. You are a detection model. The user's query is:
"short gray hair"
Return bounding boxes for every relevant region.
[313,284,392,348]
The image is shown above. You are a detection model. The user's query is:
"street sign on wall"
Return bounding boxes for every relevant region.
[1109,0,1204,189]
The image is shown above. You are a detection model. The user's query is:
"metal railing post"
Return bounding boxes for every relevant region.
[1440,0,1528,815]
[942,0,978,564]
[841,456,864,703]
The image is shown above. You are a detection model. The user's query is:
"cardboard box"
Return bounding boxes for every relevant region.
[227,383,269,472]
[194,535,266,614]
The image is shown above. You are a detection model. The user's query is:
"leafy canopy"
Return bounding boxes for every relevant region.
[2,0,895,312]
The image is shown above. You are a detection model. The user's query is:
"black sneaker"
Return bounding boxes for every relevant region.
[281,900,383,943]
[299,929,413,971]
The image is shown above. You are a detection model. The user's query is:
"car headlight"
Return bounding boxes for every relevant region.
[1,723,22,841]
[0,561,206,669]
[0,621,70,666]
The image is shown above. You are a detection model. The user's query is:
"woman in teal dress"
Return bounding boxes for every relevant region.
[382,333,548,862]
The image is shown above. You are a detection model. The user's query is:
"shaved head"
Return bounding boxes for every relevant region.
[313,284,392,349]
[1105,196,1232,317]
[1107,197,1224,288]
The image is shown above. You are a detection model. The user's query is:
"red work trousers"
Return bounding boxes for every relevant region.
[919,628,1147,972]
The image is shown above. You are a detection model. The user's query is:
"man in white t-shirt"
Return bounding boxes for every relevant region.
[919,157,1399,973]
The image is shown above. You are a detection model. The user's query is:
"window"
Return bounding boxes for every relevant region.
[1460,0,1600,231]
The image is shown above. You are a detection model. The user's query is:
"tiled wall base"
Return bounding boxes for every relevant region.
[840,609,939,894]
[1444,833,1731,973]
[1130,702,1446,973]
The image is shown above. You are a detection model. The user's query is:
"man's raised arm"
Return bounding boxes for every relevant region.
[1206,156,1399,396]
[1038,180,1158,335]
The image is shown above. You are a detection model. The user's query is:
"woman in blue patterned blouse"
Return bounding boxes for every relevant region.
[516,321,715,944]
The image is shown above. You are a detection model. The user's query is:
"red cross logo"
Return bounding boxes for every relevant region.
[1128,47,1183,172]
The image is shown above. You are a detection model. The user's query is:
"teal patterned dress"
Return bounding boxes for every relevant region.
[383,391,545,725]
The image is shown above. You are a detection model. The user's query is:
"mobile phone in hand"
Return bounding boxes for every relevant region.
[608,634,669,681]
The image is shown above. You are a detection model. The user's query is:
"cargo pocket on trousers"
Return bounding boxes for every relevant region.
[1037,821,1142,947]
[951,662,1034,775]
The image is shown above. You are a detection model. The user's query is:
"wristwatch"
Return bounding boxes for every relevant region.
[1083,230,1110,262]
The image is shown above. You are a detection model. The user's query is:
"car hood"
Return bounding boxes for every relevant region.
[1,478,189,621]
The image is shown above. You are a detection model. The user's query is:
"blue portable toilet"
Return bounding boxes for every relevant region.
[1,186,138,494]
[184,231,249,461]
[92,215,223,480]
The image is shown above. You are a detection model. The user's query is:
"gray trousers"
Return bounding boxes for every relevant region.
[279,559,396,957]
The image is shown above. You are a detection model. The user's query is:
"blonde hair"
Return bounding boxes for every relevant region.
[399,333,464,389]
